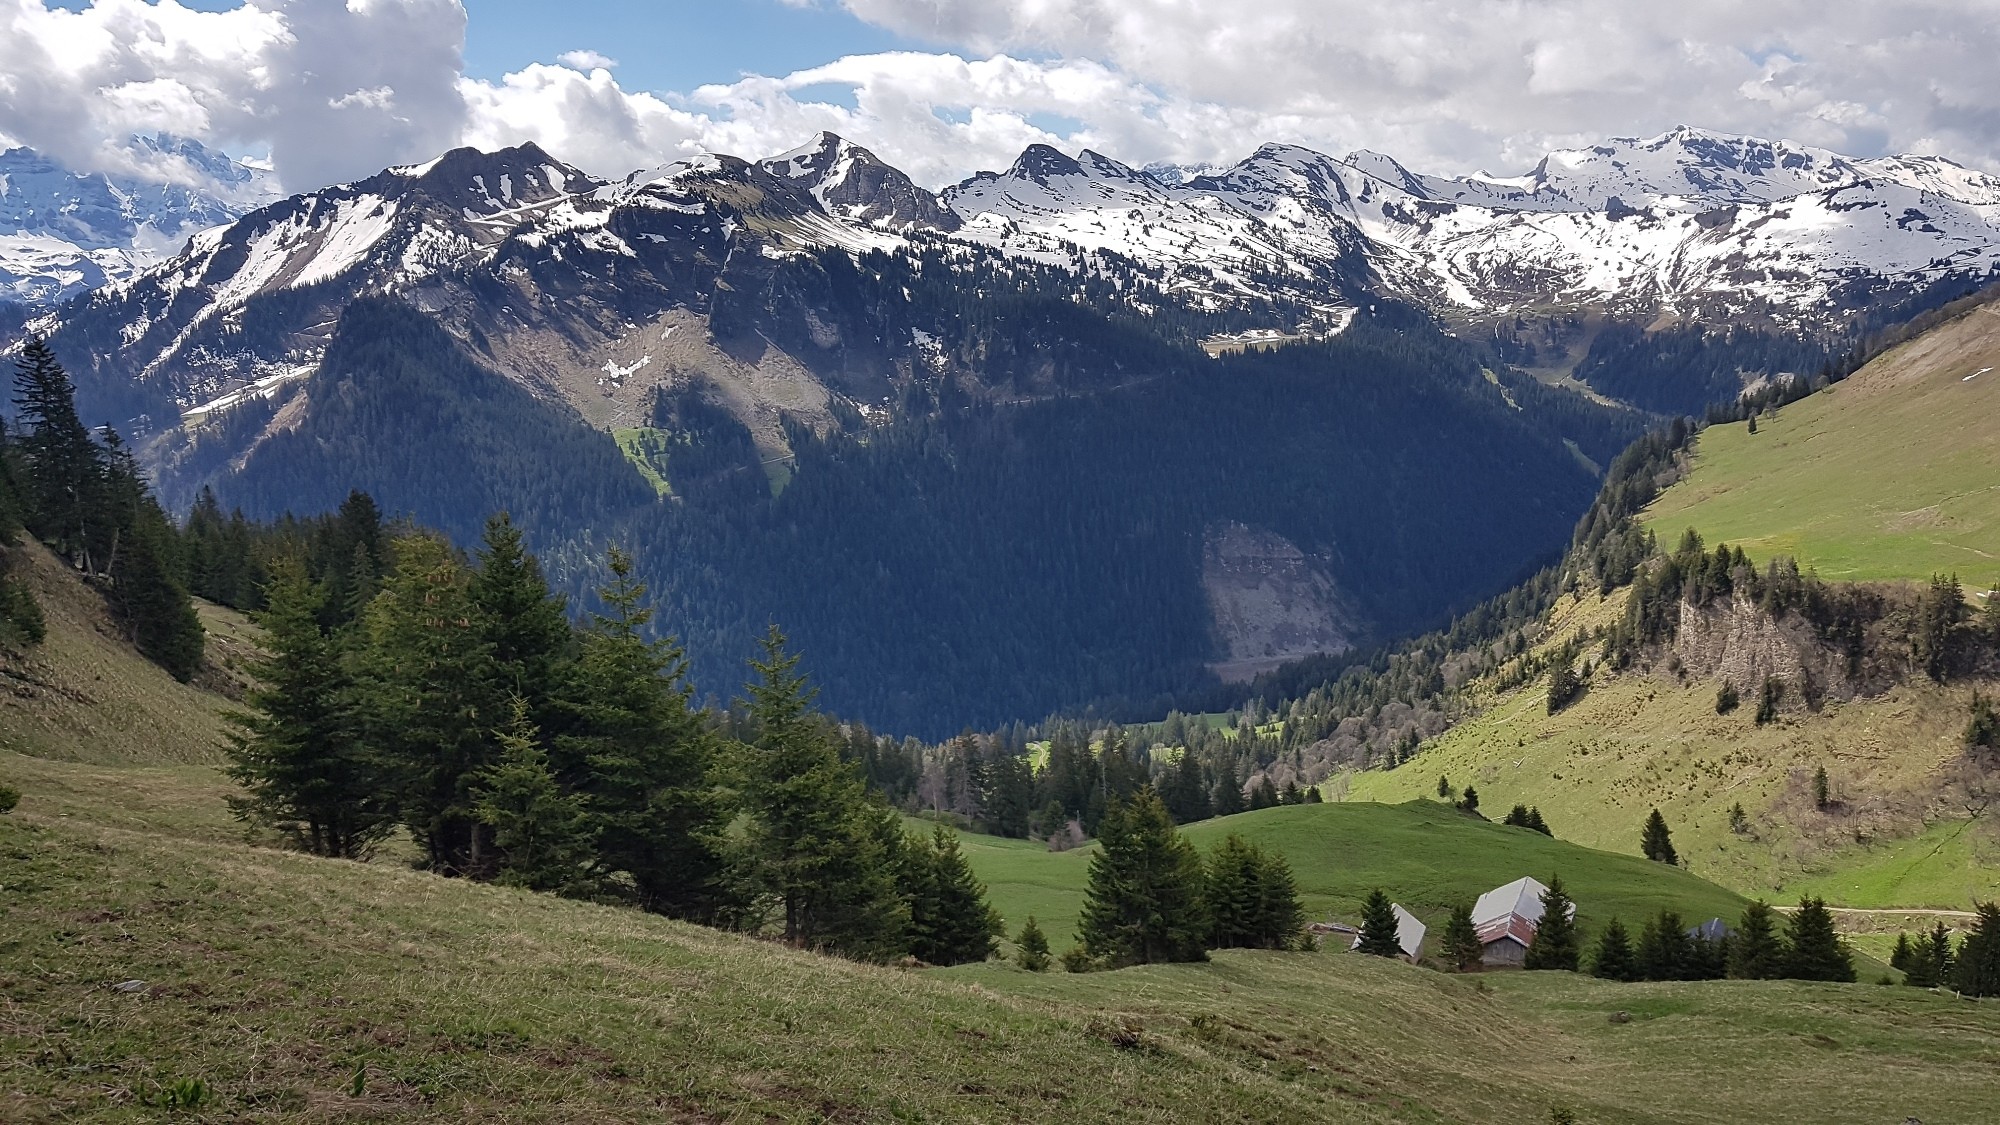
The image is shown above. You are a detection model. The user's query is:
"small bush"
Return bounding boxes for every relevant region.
[0,785,17,814]
[141,1076,211,1110]
[1715,682,1739,714]
[1059,945,1099,973]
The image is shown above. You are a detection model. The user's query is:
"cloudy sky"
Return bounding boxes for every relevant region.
[8,0,2000,192]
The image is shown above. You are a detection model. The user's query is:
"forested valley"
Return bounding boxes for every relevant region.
[163,289,1639,736]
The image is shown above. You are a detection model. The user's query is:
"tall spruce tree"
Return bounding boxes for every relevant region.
[557,549,728,919]
[1440,902,1484,972]
[1728,901,1786,980]
[737,626,907,959]
[1953,902,2000,997]
[1161,749,1211,823]
[1204,833,1302,950]
[1077,787,1209,966]
[360,531,502,876]
[1355,889,1405,958]
[1522,876,1581,971]
[98,431,203,680]
[1590,917,1638,981]
[1636,910,1690,981]
[11,337,100,565]
[471,513,573,718]
[225,561,390,858]
[476,698,599,896]
[1916,921,1957,988]
[1640,808,1679,865]
[1782,897,1856,982]
[904,825,1003,965]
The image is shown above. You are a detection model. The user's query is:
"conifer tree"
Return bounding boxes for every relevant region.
[1304,785,1323,803]
[1522,876,1580,971]
[226,561,390,858]
[1077,787,1209,965]
[476,698,599,896]
[471,513,572,717]
[1640,808,1679,865]
[360,531,502,876]
[1923,921,1957,986]
[1899,931,1939,987]
[737,626,907,959]
[1524,807,1551,836]
[905,825,1002,965]
[557,549,727,918]
[1211,767,1246,817]
[1547,657,1582,713]
[97,431,203,680]
[1204,833,1302,950]
[1440,902,1484,972]
[1015,915,1052,971]
[1953,902,2000,997]
[1458,785,1480,814]
[1590,917,1638,981]
[1161,749,1211,823]
[1636,910,1689,981]
[1781,897,1856,982]
[1355,889,1405,958]
[1728,901,1786,980]
[10,337,100,564]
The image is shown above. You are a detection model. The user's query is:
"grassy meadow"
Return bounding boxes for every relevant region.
[1644,302,2000,586]
[7,759,2000,1123]
[952,801,1752,954]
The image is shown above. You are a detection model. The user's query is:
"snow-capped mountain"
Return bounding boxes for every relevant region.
[31,124,2000,455]
[758,132,959,232]
[939,125,2000,322]
[0,134,280,307]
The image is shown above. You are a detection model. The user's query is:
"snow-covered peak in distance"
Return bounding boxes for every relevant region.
[755,132,959,232]
[1396,125,2000,214]
[0,134,281,306]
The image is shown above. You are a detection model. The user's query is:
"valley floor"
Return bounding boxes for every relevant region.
[5,753,2000,1123]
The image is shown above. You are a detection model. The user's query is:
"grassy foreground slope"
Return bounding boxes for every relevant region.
[8,774,2000,1124]
[0,542,245,766]
[956,802,1749,952]
[1645,300,2000,584]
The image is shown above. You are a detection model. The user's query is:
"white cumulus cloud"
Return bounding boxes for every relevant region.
[11,0,2000,198]
[0,0,466,190]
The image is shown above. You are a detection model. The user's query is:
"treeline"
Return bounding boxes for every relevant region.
[228,508,1006,964]
[1586,899,1855,983]
[0,339,202,676]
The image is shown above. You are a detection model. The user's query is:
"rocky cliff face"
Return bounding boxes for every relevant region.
[1672,594,1860,705]
[1202,522,1358,682]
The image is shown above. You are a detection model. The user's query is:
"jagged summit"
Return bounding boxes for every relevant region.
[1006,144,1087,184]
[756,132,958,231]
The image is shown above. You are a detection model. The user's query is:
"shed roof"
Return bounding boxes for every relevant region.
[1473,877,1551,927]
[1350,903,1427,961]
[1688,917,1731,943]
